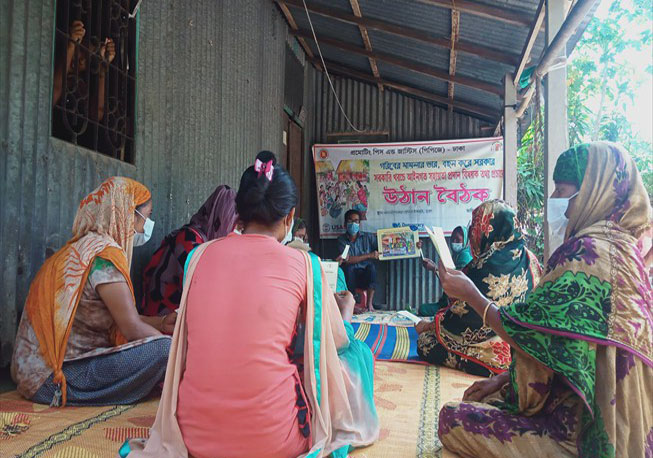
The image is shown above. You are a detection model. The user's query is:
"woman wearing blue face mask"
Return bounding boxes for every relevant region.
[436,143,653,458]
[417,225,473,317]
[11,177,173,406]
[450,226,473,269]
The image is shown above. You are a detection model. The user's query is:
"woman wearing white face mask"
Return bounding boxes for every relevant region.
[124,151,379,458]
[11,177,174,406]
[435,143,653,458]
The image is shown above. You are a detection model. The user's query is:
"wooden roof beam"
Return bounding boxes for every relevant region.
[292,29,503,96]
[280,0,519,66]
[417,0,533,27]
[448,8,460,111]
[513,0,546,87]
[349,0,383,92]
[274,1,320,70]
[310,58,500,121]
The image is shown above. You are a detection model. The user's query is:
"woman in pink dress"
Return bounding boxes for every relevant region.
[124,151,379,458]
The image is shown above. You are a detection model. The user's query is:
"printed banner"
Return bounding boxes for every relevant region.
[313,137,504,238]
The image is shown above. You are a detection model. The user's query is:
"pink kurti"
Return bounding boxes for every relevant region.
[177,233,310,458]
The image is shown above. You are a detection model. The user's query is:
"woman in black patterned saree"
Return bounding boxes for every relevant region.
[415,200,542,376]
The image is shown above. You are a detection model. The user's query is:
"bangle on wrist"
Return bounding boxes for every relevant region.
[159,315,166,332]
[482,301,494,328]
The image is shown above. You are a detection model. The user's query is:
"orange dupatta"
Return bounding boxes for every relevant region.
[23,177,150,406]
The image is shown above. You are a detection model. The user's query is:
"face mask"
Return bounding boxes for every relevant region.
[451,243,463,253]
[281,219,294,245]
[547,192,578,253]
[134,210,155,247]
[346,222,360,236]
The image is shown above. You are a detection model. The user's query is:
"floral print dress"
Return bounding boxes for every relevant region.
[417,200,542,376]
[438,143,653,457]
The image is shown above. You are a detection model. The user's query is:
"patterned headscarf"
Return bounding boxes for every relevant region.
[141,185,237,316]
[553,144,589,188]
[433,200,542,373]
[188,185,238,241]
[501,143,652,454]
[22,177,150,406]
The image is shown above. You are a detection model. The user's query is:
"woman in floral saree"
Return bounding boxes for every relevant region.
[123,152,378,458]
[437,142,653,457]
[416,200,541,376]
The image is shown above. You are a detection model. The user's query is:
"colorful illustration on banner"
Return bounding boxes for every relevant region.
[316,159,370,222]
[312,138,504,239]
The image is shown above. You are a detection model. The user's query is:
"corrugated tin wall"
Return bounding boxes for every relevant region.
[0,0,286,366]
[307,69,487,310]
[310,70,486,143]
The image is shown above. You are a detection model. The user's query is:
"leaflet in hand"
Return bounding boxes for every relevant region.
[424,226,455,270]
[395,310,422,324]
[321,261,339,292]
[340,244,350,260]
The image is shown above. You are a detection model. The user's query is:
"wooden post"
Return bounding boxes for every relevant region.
[503,74,518,207]
[543,0,570,261]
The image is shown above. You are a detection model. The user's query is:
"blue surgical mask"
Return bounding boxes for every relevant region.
[346,222,360,236]
[451,242,463,253]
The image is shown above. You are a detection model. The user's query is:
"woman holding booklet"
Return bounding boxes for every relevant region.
[416,200,542,376]
[122,151,378,458]
[436,143,652,457]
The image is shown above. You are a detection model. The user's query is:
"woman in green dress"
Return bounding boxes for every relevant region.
[437,142,652,457]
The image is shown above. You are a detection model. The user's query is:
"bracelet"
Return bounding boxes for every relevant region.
[159,315,166,332]
[482,301,494,328]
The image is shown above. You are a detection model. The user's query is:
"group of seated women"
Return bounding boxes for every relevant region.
[10,142,652,457]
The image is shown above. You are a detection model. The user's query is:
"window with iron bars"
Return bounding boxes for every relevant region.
[52,0,138,163]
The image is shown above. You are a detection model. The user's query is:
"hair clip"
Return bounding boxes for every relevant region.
[254,159,274,181]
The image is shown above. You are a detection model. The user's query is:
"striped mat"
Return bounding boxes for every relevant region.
[0,362,479,457]
[353,322,423,363]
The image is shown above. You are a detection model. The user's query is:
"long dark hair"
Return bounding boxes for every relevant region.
[235,151,298,225]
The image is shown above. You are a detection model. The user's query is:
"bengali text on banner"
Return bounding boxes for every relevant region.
[312,137,504,238]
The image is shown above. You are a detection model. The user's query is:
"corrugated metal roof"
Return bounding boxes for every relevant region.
[359,0,452,33]
[283,0,595,123]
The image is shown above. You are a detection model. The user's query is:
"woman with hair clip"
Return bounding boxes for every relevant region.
[123,152,379,458]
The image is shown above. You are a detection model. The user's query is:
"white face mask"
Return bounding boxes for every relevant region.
[451,242,463,253]
[281,218,294,245]
[134,209,155,247]
[547,192,578,253]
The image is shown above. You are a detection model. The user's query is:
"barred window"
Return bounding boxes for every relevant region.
[52,0,138,163]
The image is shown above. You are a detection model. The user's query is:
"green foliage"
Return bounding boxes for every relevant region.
[517,122,544,261]
[517,0,652,259]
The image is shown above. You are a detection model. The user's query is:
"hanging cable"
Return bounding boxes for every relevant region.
[301,0,364,133]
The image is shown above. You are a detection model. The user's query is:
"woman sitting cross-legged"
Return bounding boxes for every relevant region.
[416,200,542,376]
[124,151,379,458]
[437,142,653,457]
[11,177,173,406]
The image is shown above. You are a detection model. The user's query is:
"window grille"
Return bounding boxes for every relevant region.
[52,0,137,163]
